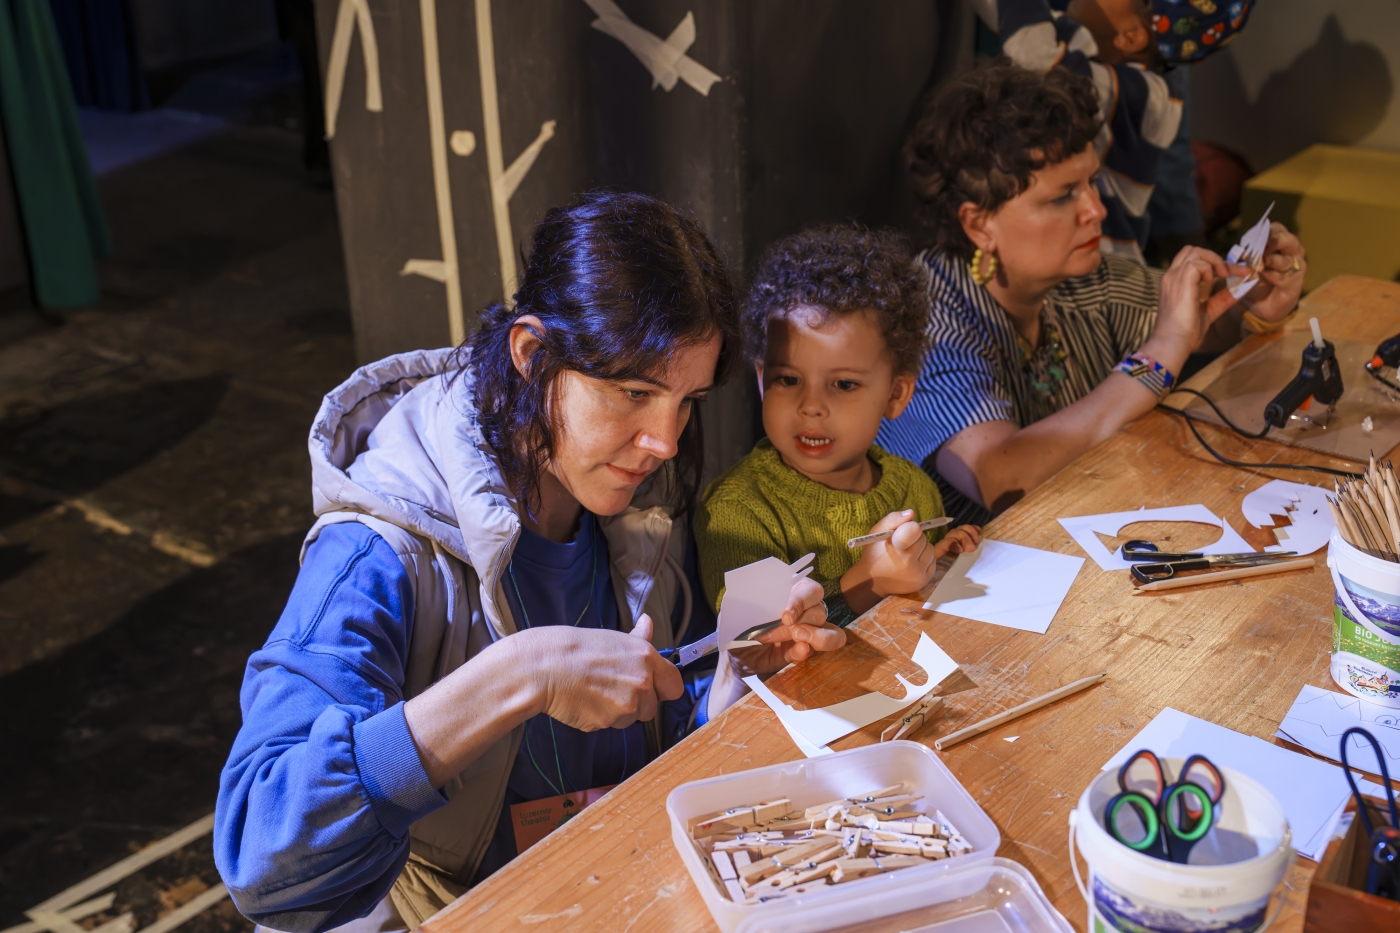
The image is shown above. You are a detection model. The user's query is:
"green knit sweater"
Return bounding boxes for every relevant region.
[695,440,946,628]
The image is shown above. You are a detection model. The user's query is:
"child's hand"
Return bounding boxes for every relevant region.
[840,510,937,615]
[932,524,981,561]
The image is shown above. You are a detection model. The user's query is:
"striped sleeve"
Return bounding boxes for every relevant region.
[876,259,1014,467]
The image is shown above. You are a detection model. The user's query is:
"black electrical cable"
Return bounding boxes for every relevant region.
[1168,387,1271,439]
[1157,404,1363,479]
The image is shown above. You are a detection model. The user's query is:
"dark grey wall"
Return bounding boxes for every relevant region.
[0,126,27,294]
[314,0,969,475]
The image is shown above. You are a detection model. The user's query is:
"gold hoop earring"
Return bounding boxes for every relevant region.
[969,248,997,286]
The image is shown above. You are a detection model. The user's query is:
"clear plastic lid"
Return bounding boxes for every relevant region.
[732,857,1072,933]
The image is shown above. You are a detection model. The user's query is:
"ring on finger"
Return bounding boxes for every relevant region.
[1290,255,1301,273]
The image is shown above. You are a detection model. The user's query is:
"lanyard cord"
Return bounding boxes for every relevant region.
[507,517,631,794]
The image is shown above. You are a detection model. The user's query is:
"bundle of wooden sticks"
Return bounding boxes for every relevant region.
[1329,453,1400,562]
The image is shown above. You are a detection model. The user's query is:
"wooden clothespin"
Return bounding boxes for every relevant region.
[880,695,944,742]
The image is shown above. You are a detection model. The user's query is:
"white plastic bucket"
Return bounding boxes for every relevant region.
[1327,530,1400,707]
[1068,761,1292,933]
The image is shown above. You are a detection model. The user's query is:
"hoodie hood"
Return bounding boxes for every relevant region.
[307,347,522,628]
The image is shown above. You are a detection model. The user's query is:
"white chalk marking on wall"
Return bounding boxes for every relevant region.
[20,815,224,933]
[399,0,467,344]
[449,130,477,157]
[584,0,722,95]
[476,0,558,306]
[324,0,382,140]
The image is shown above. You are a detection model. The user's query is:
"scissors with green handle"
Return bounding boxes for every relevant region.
[1104,749,1225,863]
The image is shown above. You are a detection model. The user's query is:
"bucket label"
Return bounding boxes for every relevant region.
[1334,604,1400,702]
[1093,877,1267,933]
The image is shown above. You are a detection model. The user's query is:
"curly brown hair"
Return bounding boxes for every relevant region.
[905,58,1102,260]
[742,224,930,376]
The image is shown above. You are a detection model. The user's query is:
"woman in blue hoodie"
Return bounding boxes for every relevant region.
[214,192,845,932]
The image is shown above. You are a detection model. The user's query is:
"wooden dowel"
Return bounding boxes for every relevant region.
[1132,557,1316,593]
[932,672,1106,751]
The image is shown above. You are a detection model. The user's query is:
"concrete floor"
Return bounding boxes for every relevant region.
[0,118,354,929]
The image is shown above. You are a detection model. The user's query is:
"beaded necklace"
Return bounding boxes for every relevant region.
[1016,300,1071,399]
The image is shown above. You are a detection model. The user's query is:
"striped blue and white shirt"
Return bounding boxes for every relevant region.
[876,249,1162,524]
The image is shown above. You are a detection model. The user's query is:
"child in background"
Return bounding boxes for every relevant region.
[695,225,981,629]
[976,0,1254,261]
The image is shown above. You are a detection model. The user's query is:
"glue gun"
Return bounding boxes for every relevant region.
[1368,332,1400,372]
[1263,317,1344,429]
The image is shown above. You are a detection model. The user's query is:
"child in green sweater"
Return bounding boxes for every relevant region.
[696,225,981,628]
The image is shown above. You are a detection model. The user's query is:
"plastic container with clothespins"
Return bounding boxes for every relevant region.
[667,742,1013,932]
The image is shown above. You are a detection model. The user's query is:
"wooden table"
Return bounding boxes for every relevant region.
[424,276,1400,933]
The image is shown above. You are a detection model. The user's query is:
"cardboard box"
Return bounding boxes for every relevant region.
[1242,144,1400,293]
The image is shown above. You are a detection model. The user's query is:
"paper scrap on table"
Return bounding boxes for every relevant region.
[1004,736,1019,743]
[718,553,814,650]
[1225,202,1273,299]
[1104,707,1353,861]
[1240,480,1335,557]
[745,632,958,750]
[1276,683,1400,767]
[1059,504,1254,571]
[923,539,1084,634]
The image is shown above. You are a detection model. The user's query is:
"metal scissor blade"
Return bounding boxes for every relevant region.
[671,632,717,667]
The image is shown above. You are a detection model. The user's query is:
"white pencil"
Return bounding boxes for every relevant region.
[933,673,1107,751]
[847,517,954,549]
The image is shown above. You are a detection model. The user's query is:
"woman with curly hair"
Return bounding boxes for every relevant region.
[213,192,845,933]
[877,59,1306,523]
[696,224,981,630]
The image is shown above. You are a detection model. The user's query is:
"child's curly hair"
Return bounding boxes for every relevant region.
[742,224,931,376]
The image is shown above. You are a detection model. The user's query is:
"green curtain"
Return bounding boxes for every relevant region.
[0,0,110,308]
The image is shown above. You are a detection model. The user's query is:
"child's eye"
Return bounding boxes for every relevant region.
[624,388,651,400]
[777,375,800,387]
[834,380,859,391]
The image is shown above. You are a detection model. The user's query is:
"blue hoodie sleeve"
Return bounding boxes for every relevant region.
[214,522,447,933]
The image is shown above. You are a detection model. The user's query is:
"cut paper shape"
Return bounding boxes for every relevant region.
[1225,202,1273,299]
[1058,504,1254,571]
[584,0,723,95]
[324,0,382,140]
[745,632,958,749]
[775,715,833,758]
[718,554,814,649]
[1240,479,1335,556]
[1104,707,1354,861]
[923,540,1084,634]
[1275,683,1400,767]
[1004,736,1019,743]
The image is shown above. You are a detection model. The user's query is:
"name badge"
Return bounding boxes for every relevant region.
[510,785,616,854]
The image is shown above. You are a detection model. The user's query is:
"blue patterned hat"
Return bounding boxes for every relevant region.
[1151,0,1254,63]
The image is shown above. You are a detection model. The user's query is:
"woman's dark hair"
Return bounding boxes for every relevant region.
[466,190,739,514]
[742,224,931,376]
[905,58,1102,259]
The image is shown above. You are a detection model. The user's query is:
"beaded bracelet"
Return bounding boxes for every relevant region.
[1115,353,1175,398]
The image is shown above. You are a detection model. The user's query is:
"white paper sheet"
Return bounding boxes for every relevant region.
[745,632,958,749]
[1058,504,1255,571]
[1103,707,1354,860]
[718,554,814,649]
[1225,203,1273,299]
[922,539,1084,634]
[1240,480,1335,557]
[1275,683,1400,767]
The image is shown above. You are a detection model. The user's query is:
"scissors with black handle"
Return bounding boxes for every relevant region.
[1103,749,1225,863]
[1121,540,1297,584]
